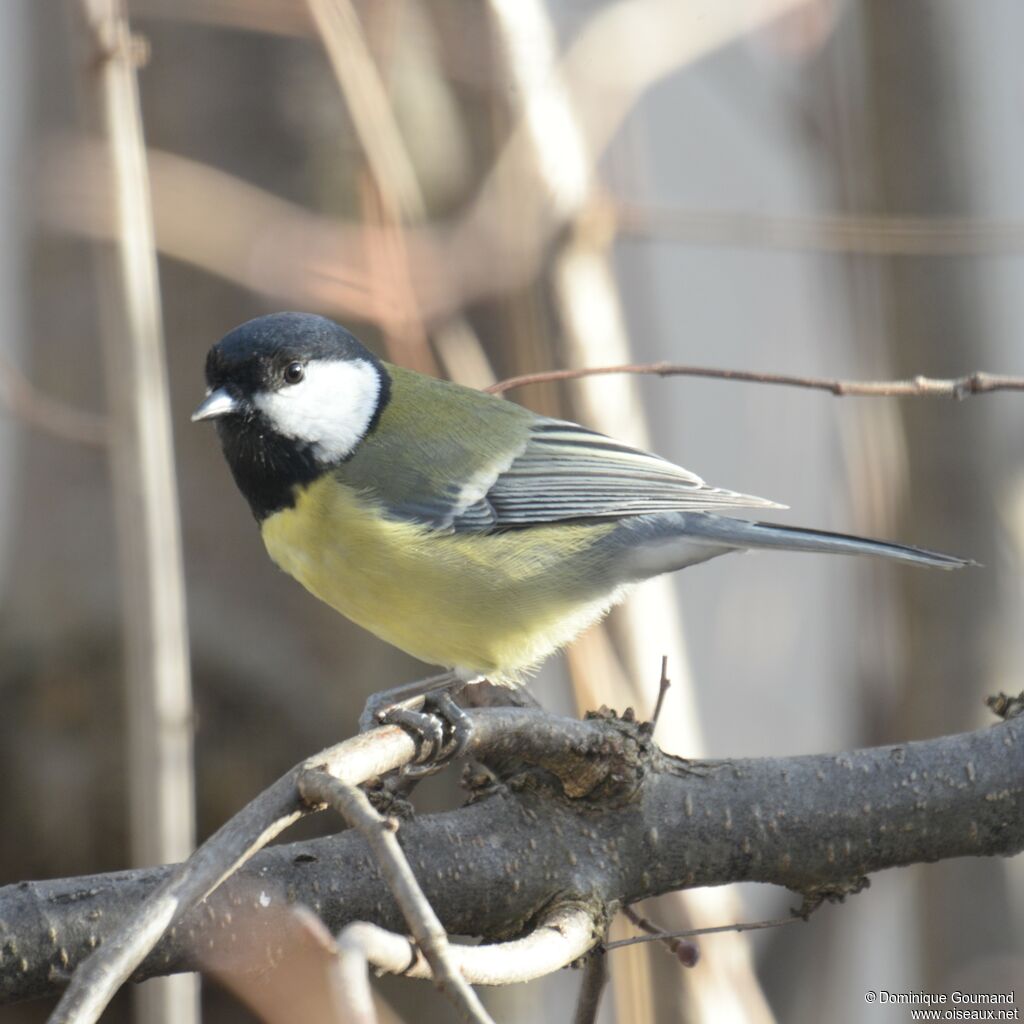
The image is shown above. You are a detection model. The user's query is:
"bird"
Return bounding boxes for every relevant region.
[193,312,969,704]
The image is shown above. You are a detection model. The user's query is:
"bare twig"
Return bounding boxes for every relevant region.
[616,201,1024,256]
[488,363,1024,399]
[621,905,697,967]
[76,2,196,1022]
[46,726,417,1024]
[298,768,494,1024]
[0,352,108,446]
[604,913,806,952]
[650,656,671,732]
[334,906,597,985]
[335,926,383,1024]
[572,949,609,1024]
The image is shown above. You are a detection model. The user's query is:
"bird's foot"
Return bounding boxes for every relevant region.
[360,672,476,777]
[358,670,465,733]
[387,693,474,778]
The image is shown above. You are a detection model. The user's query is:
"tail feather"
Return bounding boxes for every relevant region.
[679,514,973,570]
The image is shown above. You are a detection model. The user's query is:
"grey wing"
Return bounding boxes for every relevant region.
[451,419,784,531]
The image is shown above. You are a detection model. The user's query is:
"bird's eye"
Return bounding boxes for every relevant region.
[283,361,305,385]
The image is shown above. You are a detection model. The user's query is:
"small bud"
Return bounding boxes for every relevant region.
[672,939,699,967]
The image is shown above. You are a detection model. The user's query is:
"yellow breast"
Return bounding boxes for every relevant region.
[260,475,623,678]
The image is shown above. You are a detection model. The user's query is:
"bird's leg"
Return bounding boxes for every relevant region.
[360,672,484,775]
[360,674,538,776]
[359,669,472,734]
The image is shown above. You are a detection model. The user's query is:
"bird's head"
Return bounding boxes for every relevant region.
[193,312,389,519]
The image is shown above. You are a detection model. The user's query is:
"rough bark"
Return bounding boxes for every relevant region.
[2,707,1022,1005]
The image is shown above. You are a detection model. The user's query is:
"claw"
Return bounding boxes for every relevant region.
[358,672,480,777]
[359,691,408,735]
[397,696,477,774]
[383,707,446,764]
[430,692,473,761]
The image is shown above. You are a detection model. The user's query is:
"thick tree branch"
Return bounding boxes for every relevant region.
[2,707,1021,1006]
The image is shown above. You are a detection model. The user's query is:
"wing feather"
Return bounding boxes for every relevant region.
[452,419,783,531]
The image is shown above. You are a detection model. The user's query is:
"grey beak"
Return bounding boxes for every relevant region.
[191,388,239,422]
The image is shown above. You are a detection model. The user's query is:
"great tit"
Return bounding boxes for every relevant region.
[193,312,968,686]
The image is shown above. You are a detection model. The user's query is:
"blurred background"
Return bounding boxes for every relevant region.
[2,0,1023,1021]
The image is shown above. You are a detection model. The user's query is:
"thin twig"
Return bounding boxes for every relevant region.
[605,913,806,952]
[616,201,1024,256]
[572,949,609,1024]
[47,726,417,1024]
[298,768,495,1024]
[0,353,108,446]
[487,363,1024,399]
[334,926,382,1024]
[650,656,671,732]
[621,905,697,967]
[334,907,597,985]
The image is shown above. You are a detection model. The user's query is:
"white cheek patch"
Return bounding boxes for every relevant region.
[254,358,381,462]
